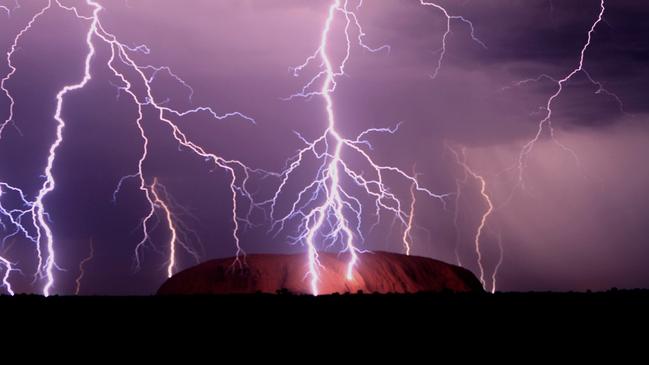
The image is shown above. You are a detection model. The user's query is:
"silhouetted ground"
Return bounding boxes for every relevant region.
[3,289,649,326]
[2,290,647,350]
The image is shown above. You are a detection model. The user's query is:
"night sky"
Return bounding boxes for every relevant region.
[1,0,648,295]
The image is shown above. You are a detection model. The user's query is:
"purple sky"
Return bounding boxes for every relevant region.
[1,0,648,294]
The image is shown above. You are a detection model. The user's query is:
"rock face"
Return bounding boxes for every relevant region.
[158,251,484,295]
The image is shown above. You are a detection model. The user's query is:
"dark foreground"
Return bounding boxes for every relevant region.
[3,290,649,325]
[2,290,647,350]
[2,291,642,354]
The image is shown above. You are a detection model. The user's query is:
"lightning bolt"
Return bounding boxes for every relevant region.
[401,177,417,256]
[0,235,20,295]
[150,179,179,279]
[1,1,52,138]
[1,0,260,294]
[266,0,486,295]
[0,0,97,296]
[448,145,493,288]
[491,229,504,294]
[147,178,202,278]
[32,0,105,298]
[513,0,615,188]
[67,0,263,279]
[0,0,18,17]
[450,147,469,267]
[74,238,94,295]
[418,1,486,79]
[0,259,13,295]
[0,241,15,294]
[472,169,493,287]
[485,1,619,290]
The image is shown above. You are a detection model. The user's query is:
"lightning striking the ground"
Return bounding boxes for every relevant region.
[0,181,33,295]
[471,167,493,287]
[0,1,19,18]
[150,179,180,279]
[491,229,504,294]
[266,0,486,295]
[0,0,260,295]
[0,249,15,295]
[402,177,417,257]
[448,146,494,288]
[147,178,202,278]
[484,0,619,290]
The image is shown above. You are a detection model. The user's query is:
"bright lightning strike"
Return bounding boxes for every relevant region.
[471,164,493,287]
[150,178,179,279]
[0,0,99,296]
[448,145,493,289]
[0,0,260,295]
[401,177,417,257]
[0,239,15,294]
[266,0,484,295]
[147,178,202,278]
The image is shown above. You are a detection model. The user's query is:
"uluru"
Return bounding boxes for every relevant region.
[157,251,484,295]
